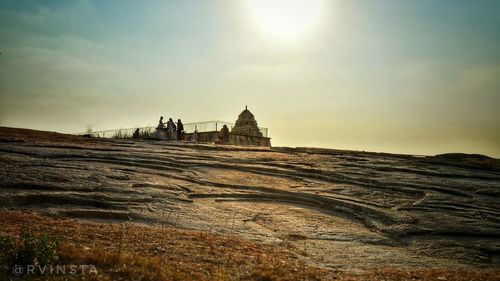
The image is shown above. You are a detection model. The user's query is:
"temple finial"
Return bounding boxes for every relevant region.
[245,105,247,110]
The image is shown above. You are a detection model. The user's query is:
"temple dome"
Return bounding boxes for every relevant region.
[231,106,263,137]
[237,108,255,121]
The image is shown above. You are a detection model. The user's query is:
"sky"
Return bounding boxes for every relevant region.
[1,0,499,157]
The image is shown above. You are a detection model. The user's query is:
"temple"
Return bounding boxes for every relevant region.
[89,107,272,147]
[229,106,271,146]
[182,107,271,147]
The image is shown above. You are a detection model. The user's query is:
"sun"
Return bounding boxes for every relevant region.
[246,0,325,41]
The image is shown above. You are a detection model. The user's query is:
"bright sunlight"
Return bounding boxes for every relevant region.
[246,0,326,41]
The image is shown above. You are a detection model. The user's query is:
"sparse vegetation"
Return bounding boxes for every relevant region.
[111,127,154,139]
[112,129,131,139]
[0,227,60,275]
[139,126,154,138]
[0,212,499,280]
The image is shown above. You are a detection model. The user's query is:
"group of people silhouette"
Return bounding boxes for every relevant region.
[149,116,231,144]
[157,116,184,141]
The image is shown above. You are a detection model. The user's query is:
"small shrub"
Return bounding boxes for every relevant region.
[0,236,16,266]
[139,127,153,139]
[113,129,128,139]
[0,228,60,269]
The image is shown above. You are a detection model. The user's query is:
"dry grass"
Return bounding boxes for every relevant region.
[0,212,498,281]
[0,211,334,280]
[112,129,131,139]
[139,127,154,139]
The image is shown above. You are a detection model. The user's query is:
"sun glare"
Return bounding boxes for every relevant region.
[247,0,325,41]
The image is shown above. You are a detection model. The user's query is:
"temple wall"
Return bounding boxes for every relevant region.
[230,134,271,147]
[183,131,271,147]
[183,131,219,143]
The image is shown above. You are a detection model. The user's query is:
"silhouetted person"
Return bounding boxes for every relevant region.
[166,118,176,140]
[221,124,230,144]
[190,130,198,143]
[133,128,140,139]
[177,119,184,141]
[157,116,165,129]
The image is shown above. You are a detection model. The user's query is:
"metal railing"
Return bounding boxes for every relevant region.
[78,120,268,138]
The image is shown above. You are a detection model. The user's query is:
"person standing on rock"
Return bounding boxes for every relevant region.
[221,124,230,144]
[177,119,184,141]
[166,118,176,140]
[132,128,140,139]
[157,116,165,129]
[190,129,198,143]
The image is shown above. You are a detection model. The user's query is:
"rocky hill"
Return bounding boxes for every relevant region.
[1,127,499,279]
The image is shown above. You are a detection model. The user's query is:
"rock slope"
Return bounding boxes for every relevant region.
[1,127,499,269]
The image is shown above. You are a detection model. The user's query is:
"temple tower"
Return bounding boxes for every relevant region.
[230,106,264,137]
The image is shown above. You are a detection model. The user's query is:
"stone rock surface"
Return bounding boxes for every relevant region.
[1,127,499,270]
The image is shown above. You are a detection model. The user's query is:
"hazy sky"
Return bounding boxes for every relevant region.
[1,0,499,157]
